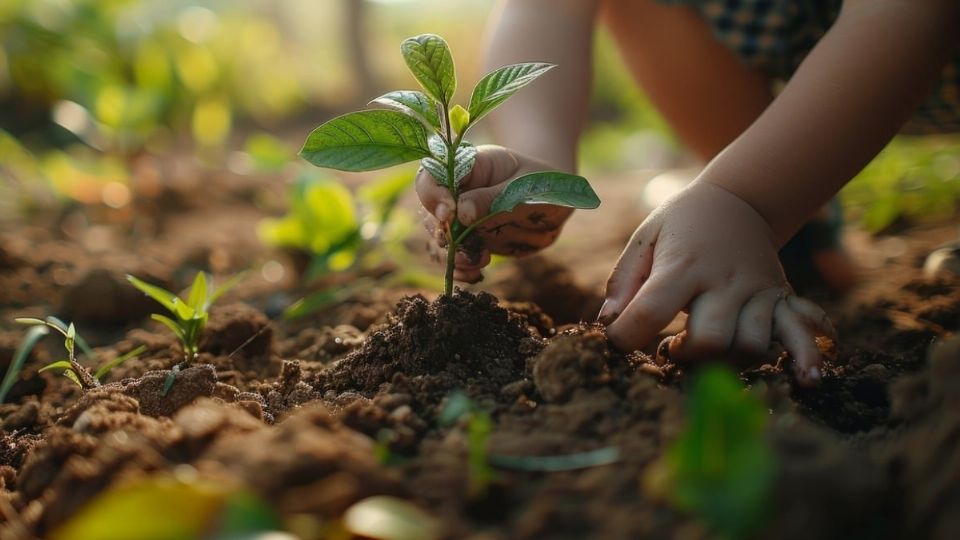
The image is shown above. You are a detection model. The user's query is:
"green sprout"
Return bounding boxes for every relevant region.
[300,33,600,296]
[126,272,243,365]
[0,317,146,400]
[645,365,775,539]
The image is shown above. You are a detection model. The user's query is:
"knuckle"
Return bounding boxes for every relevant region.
[687,327,731,352]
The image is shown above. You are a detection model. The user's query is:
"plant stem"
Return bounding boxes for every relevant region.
[441,103,461,297]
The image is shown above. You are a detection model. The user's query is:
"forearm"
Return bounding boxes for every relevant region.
[483,0,599,172]
[699,0,959,245]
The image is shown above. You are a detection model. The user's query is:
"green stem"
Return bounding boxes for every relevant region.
[441,103,464,297]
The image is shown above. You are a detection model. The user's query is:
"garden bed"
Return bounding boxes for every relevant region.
[0,166,958,540]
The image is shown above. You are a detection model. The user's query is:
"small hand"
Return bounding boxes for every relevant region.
[417,145,573,283]
[598,181,835,385]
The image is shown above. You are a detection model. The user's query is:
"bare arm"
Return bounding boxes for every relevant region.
[483,0,600,171]
[701,0,960,246]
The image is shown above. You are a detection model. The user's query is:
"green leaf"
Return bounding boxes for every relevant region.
[370,90,441,131]
[173,298,196,321]
[420,157,447,186]
[65,323,76,357]
[343,496,440,540]
[209,272,245,306]
[300,110,431,172]
[39,360,75,373]
[400,34,456,106]
[14,317,47,327]
[453,144,477,185]
[468,63,554,125]
[152,314,185,341]
[489,172,600,215]
[449,104,470,135]
[42,315,70,335]
[0,325,49,403]
[95,345,148,381]
[421,138,476,186]
[63,369,82,387]
[127,275,180,315]
[49,316,94,359]
[187,272,208,312]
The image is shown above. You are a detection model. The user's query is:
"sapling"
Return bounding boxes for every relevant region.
[127,271,243,391]
[300,33,600,296]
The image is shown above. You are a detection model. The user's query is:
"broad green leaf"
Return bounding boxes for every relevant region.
[0,324,49,403]
[300,110,431,172]
[489,172,600,215]
[187,272,208,312]
[449,104,470,135]
[468,63,554,125]
[370,90,440,131]
[151,314,185,340]
[209,272,245,306]
[95,345,148,381]
[127,275,180,315]
[39,360,75,373]
[343,496,440,540]
[400,34,456,106]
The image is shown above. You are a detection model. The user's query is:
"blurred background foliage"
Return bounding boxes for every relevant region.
[0,0,957,233]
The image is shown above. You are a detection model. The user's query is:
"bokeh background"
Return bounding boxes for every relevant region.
[1,0,958,236]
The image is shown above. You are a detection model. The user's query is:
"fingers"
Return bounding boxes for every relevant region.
[457,185,503,225]
[459,145,521,190]
[416,168,455,221]
[598,228,658,323]
[786,295,836,340]
[732,288,780,356]
[773,299,823,386]
[606,272,693,352]
[668,288,753,360]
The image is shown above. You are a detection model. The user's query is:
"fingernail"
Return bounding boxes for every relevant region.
[596,299,619,325]
[460,199,476,224]
[435,203,450,222]
[808,366,821,381]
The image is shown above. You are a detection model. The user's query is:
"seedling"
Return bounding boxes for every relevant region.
[2,317,146,396]
[127,272,242,364]
[644,365,775,539]
[300,33,600,296]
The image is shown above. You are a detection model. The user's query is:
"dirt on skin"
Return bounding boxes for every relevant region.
[0,169,959,539]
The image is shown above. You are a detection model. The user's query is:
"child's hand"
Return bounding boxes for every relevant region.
[417,145,574,283]
[599,181,835,385]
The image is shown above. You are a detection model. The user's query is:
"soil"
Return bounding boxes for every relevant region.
[0,163,959,539]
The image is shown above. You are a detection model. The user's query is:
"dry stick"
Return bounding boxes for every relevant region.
[225,325,273,362]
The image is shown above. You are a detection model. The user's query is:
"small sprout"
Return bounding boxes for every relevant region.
[644,365,775,539]
[300,33,600,296]
[343,496,440,540]
[0,324,48,404]
[489,446,620,472]
[127,272,243,364]
[8,318,144,393]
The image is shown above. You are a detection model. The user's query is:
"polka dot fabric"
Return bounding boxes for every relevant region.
[657,0,960,133]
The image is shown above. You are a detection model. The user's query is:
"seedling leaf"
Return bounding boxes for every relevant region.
[50,316,94,358]
[151,314,185,340]
[63,369,82,387]
[421,157,448,185]
[299,110,431,172]
[0,324,49,403]
[489,172,600,214]
[14,317,47,327]
[95,345,148,381]
[65,323,75,357]
[400,34,456,106]
[453,144,477,185]
[209,271,246,306]
[187,272,208,312]
[468,63,554,125]
[343,496,440,540]
[39,360,75,373]
[421,141,476,186]
[370,90,441,131]
[449,104,470,135]
[127,275,179,314]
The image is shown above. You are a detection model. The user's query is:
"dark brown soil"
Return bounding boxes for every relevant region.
[0,169,958,539]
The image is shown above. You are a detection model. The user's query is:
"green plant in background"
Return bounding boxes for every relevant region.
[645,365,775,539]
[127,272,242,390]
[0,317,145,401]
[438,390,496,498]
[299,33,600,296]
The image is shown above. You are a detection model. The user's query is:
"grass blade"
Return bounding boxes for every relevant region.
[127,275,180,315]
[0,325,49,403]
[187,272,208,312]
[489,447,620,472]
[94,345,148,381]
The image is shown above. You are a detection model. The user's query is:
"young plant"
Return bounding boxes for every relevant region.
[127,272,243,364]
[300,33,600,296]
[4,317,146,395]
[644,365,775,539]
